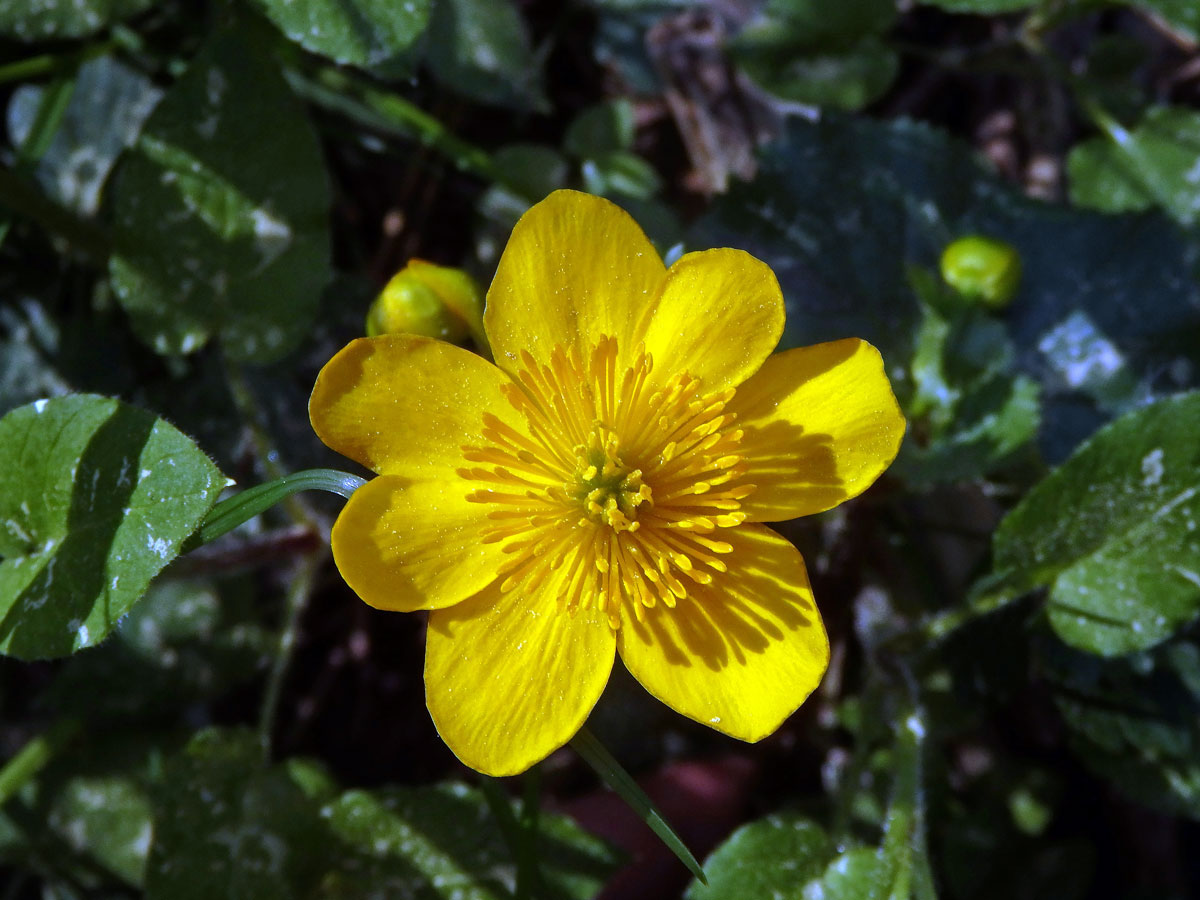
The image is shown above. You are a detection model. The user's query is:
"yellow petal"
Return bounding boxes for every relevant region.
[616,525,827,742]
[425,579,617,776]
[730,339,905,522]
[483,190,666,374]
[640,249,784,391]
[331,476,505,612]
[309,334,522,478]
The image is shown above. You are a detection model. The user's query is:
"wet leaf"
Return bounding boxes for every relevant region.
[1066,138,1155,217]
[425,0,547,111]
[732,0,898,113]
[564,101,636,158]
[145,729,331,900]
[250,0,431,67]
[917,0,1033,11]
[49,775,153,886]
[691,116,1200,461]
[685,814,829,900]
[1068,107,1200,226]
[897,268,1040,485]
[0,395,223,660]
[7,56,162,217]
[46,577,270,723]
[1131,0,1200,41]
[994,392,1200,656]
[321,783,619,900]
[1044,636,1200,818]
[109,28,332,362]
[0,0,156,40]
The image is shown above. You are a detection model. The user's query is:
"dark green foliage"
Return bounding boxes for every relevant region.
[0,396,223,659]
[109,28,332,361]
[2,1,1200,897]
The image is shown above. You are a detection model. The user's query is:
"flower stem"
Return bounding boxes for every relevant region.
[570,725,707,885]
[185,468,365,549]
[0,39,116,86]
[479,777,543,899]
[517,767,544,899]
[285,65,530,199]
[220,359,349,758]
[0,720,80,807]
[258,553,321,759]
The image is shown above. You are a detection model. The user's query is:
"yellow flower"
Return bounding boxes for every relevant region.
[310,190,905,776]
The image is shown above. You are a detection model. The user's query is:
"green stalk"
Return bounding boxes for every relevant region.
[0,720,80,807]
[218,359,360,757]
[879,709,937,900]
[258,553,322,757]
[15,77,76,167]
[517,767,544,899]
[479,771,545,899]
[0,39,115,86]
[288,65,529,198]
[571,726,707,884]
[187,468,365,549]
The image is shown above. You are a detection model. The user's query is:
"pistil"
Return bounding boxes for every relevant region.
[459,336,754,629]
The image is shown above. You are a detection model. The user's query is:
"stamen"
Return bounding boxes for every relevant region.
[457,335,752,630]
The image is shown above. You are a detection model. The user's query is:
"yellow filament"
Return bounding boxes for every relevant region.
[458,337,755,630]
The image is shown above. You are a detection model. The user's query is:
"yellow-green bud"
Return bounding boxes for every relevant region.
[939,235,1022,309]
[366,259,486,346]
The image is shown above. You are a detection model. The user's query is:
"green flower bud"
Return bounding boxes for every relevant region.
[939,235,1022,309]
[367,260,486,346]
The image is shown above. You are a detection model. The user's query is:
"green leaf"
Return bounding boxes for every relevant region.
[685,814,830,900]
[897,269,1040,485]
[732,1,897,111]
[691,713,934,900]
[1045,636,1200,818]
[802,847,889,900]
[48,775,153,886]
[581,152,662,201]
[7,56,162,217]
[802,720,936,900]
[146,730,616,900]
[8,76,75,169]
[425,0,547,112]
[491,144,569,203]
[691,116,1200,461]
[1067,138,1154,216]
[0,0,155,40]
[571,725,705,883]
[994,392,1200,656]
[1130,0,1200,41]
[145,729,331,900]
[0,395,224,660]
[250,0,431,67]
[690,118,929,363]
[1077,34,1152,127]
[564,100,636,158]
[917,0,1033,11]
[1068,107,1200,226]
[109,28,332,362]
[740,39,898,111]
[47,576,272,722]
[763,0,896,44]
[320,783,620,899]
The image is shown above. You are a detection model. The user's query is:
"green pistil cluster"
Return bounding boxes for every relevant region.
[572,429,653,532]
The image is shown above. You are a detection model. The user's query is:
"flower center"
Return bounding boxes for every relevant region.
[571,428,652,532]
[459,336,756,629]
